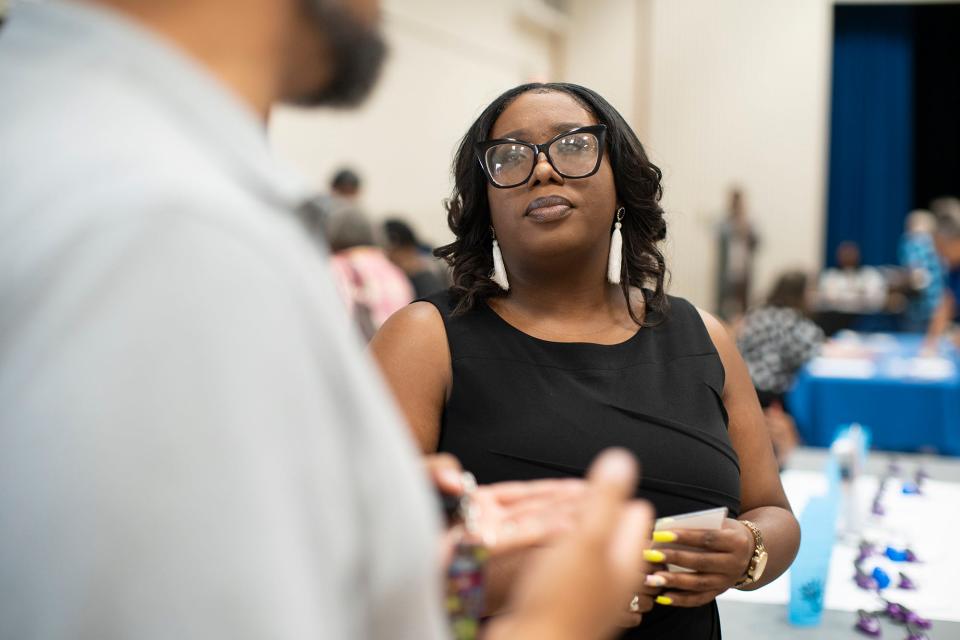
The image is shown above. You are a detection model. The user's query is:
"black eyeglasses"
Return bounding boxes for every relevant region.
[475,124,607,189]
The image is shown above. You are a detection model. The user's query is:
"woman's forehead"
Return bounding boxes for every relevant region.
[490,91,598,140]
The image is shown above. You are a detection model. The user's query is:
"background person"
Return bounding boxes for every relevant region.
[736,271,825,465]
[899,209,945,334]
[715,186,760,321]
[327,208,414,339]
[383,218,447,298]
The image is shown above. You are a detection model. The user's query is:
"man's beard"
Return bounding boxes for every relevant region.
[297,1,387,108]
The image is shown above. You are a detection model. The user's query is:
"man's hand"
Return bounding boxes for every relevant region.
[486,449,655,640]
[426,454,586,561]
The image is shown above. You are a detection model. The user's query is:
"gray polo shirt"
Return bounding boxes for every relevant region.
[0,2,446,639]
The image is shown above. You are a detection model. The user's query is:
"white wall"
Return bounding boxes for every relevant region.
[563,0,646,135]
[643,0,834,309]
[269,0,557,247]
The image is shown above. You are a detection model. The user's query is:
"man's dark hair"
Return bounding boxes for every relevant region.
[383,218,420,249]
[331,168,361,193]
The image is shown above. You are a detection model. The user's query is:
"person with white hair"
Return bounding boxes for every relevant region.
[899,209,946,334]
[932,197,960,326]
[327,207,414,340]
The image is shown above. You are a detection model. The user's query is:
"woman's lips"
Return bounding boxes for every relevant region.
[526,204,572,222]
[525,195,573,222]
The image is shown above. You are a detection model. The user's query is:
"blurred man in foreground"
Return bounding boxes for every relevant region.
[0,1,651,639]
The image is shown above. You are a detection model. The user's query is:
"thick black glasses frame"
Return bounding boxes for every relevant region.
[474,124,608,189]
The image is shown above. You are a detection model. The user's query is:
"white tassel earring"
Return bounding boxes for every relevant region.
[607,207,625,284]
[490,228,510,291]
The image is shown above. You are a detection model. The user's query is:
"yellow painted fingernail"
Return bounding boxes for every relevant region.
[656,595,673,606]
[643,549,666,563]
[653,530,677,543]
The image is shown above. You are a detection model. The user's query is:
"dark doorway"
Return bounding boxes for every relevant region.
[825,3,960,268]
[913,4,960,209]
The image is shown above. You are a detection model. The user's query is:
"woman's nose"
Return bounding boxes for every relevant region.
[528,151,564,187]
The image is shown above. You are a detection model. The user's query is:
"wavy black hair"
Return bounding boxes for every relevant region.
[435,82,668,325]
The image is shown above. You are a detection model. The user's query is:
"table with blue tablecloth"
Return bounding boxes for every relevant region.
[787,334,960,455]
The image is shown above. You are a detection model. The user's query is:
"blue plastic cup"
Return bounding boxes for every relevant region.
[788,495,839,626]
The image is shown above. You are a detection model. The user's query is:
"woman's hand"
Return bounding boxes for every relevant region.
[642,518,755,607]
[485,449,655,640]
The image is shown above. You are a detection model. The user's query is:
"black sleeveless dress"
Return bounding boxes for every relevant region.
[423,290,740,639]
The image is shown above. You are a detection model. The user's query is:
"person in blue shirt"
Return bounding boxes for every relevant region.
[931,197,960,324]
[899,210,946,333]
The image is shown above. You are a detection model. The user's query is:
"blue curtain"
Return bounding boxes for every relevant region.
[825,6,914,267]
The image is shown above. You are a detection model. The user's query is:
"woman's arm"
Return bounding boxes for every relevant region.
[703,309,800,590]
[369,302,451,453]
[646,310,800,605]
[923,291,954,353]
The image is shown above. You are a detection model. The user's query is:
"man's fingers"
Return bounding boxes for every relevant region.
[482,511,567,553]
[471,481,592,556]
[483,478,586,505]
[475,497,583,554]
[581,448,639,543]
[609,501,654,580]
[425,453,463,494]
[483,493,581,523]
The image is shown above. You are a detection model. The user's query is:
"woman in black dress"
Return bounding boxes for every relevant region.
[372,83,799,638]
